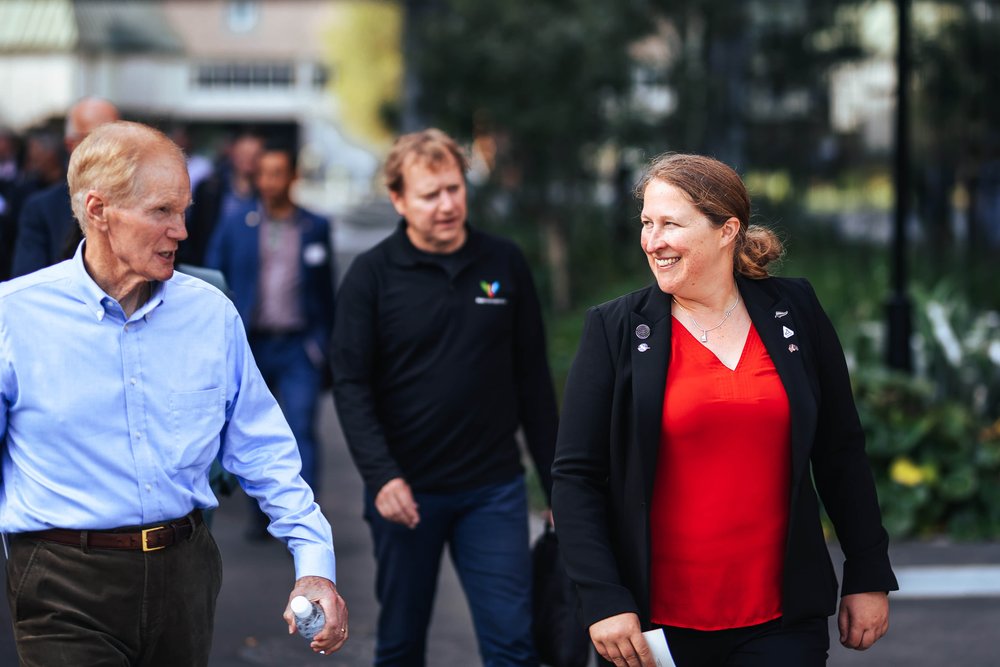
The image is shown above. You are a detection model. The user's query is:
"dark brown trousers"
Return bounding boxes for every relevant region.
[6,521,223,667]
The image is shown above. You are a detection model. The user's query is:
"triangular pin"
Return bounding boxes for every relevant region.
[782,326,794,338]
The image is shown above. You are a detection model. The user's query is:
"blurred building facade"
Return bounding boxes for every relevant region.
[0,0,382,216]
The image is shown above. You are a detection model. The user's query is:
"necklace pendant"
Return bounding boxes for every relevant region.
[700,331,708,343]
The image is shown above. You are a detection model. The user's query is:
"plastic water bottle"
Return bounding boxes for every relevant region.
[290,596,325,641]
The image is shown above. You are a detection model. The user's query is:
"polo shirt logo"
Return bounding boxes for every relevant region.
[475,280,508,305]
[480,281,500,298]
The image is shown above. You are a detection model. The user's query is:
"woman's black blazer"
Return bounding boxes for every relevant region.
[551,275,898,630]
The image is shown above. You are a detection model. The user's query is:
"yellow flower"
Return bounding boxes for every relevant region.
[890,457,925,487]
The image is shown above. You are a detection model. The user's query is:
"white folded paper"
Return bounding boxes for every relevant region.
[641,628,677,667]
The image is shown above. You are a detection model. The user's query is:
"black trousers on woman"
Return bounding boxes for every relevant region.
[596,616,829,667]
[661,616,829,667]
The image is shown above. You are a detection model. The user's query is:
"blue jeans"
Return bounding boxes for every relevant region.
[364,476,537,667]
[249,333,321,490]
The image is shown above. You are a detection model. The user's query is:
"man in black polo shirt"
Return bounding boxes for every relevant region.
[331,128,557,666]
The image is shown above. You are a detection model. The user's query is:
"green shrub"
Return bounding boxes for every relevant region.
[855,367,1000,539]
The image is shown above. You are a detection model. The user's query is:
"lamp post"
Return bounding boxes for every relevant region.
[887,0,913,372]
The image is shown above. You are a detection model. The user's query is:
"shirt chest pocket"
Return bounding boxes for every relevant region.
[168,388,225,469]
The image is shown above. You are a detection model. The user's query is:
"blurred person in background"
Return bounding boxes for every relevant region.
[0,121,348,665]
[168,123,214,195]
[551,153,897,667]
[206,140,335,539]
[0,127,16,186]
[183,129,263,265]
[16,130,65,192]
[0,127,20,279]
[1,130,65,280]
[331,128,558,667]
[0,127,17,205]
[11,96,119,277]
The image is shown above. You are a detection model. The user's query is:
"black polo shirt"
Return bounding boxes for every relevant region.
[331,221,558,496]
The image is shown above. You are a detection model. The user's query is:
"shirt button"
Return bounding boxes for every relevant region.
[130,377,137,385]
[135,432,142,440]
[145,484,152,492]
[124,324,130,332]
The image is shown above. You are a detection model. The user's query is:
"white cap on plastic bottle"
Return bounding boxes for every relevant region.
[290,596,312,617]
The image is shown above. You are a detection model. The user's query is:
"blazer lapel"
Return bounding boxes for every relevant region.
[630,286,672,503]
[740,278,818,498]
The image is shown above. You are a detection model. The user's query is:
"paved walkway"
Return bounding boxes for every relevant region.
[207,398,481,666]
[2,395,999,665]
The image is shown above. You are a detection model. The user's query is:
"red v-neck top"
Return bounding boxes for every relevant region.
[649,317,791,630]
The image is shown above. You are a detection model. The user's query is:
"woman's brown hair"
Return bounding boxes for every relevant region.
[635,153,783,278]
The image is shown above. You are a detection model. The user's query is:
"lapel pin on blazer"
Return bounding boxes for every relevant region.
[635,324,651,339]
[788,344,799,353]
[775,310,788,319]
[637,343,650,352]
[782,325,795,338]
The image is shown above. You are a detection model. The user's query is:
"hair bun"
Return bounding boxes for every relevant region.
[737,225,784,278]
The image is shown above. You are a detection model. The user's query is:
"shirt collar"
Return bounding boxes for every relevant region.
[384,219,483,268]
[68,240,165,322]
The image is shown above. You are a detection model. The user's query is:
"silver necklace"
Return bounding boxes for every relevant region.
[674,293,741,343]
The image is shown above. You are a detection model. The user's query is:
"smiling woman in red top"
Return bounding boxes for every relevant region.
[551,153,898,667]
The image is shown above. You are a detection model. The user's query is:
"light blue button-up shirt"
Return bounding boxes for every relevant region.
[0,245,335,582]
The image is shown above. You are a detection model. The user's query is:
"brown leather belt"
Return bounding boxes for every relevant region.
[24,510,203,552]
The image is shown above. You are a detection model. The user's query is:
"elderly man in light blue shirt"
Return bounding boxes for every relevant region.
[0,121,347,666]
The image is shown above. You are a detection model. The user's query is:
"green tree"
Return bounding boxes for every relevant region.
[642,0,867,181]
[911,1,1000,260]
[411,0,651,311]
